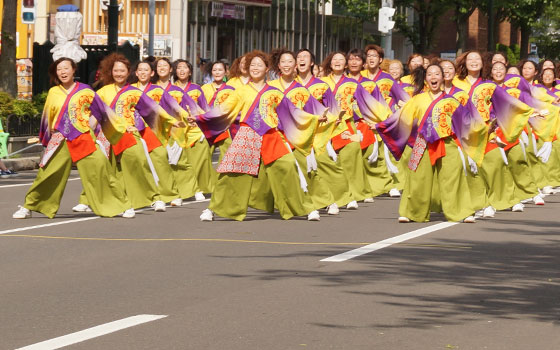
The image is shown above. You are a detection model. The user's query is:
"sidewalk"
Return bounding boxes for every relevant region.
[2,157,40,171]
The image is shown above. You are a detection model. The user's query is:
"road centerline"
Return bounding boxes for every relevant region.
[321,222,458,262]
[15,314,167,350]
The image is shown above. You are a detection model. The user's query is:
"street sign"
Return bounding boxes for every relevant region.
[22,0,36,24]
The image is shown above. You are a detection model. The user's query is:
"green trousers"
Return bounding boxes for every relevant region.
[479,147,518,210]
[209,152,312,221]
[185,139,216,194]
[24,141,129,218]
[362,141,393,197]
[506,143,539,202]
[293,149,335,210]
[171,149,199,199]
[399,137,474,222]
[149,145,180,203]
[315,150,352,207]
[337,142,373,201]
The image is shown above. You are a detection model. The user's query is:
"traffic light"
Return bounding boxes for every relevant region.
[22,0,36,24]
[378,6,395,33]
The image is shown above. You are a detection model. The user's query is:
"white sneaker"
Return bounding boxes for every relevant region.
[307,210,320,221]
[364,197,375,203]
[542,186,554,195]
[195,192,206,201]
[483,206,496,218]
[462,215,476,223]
[170,198,183,207]
[512,203,524,212]
[474,210,484,218]
[12,205,31,219]
[346,200,359,210]
[389,188,401,197]
[152,200,166,212]
[200,208,213,221]
[121,208,135,218]
[398,216,410,223]
[72,203,92,212]
[533,195,545,205]
[520,198,532,204]
[327,203,339,215]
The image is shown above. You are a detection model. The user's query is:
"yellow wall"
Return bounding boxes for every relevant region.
[0,0,34,58]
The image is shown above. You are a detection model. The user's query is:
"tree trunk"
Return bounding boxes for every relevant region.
[0,0,18,97]
[520,24,530,59]
[456,17,468,55]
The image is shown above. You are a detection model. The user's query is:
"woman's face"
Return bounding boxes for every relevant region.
[112,61,129,85]
[212,63,226,82]
[423,57,430,69]
[156,60,171,79]
[240,56,248,75]
[347,54,364,75]
[278,53,296,77]
[56,60,75,86]
[249,56,267,81]
[135,62,154,85]
[522,62,537,81]
[542,60,555,70]
[492,54,507,65]
[542,69,556,85]
[466,52,483,73]
[507,66,520,75]
[388,62,402,80]
[440,61,456,82]
[175,62,191,81]
[330,53,347,74]
[426,65,443,93]
[491,63,507,83]
[409,56,423,71]
[297,51,313,74]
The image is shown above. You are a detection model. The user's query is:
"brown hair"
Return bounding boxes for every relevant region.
[98,53,131,85]
[455,50,487,80]
[269,48,296,74]
[48,57,77,86]
[172,59,193,82]
[406,53,424,71]
[364,44,385,60]
[538,68,557,87]
[321,51,347,76]
[243,50,270,72]
[517,59,538,80]
[346,48,365,63]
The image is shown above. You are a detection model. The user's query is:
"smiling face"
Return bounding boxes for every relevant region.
[330,53,347,75]
[347,54,363,75]
[112,61,129,86]
[388,62,402,80]
[296,51,313,75]
[522,61,537,81]
[466,52,483,74]
[175,62,191,82]
[56,59,75,86]
[156,60,171,80]
[278,53,296,78]
[212,63,226,82]
[440,61,455,82]
[492,53,507,65]
[426,65,443,94]
[491,62,506,83]
[135,62,154,85]
[541,69,556,86]
[249,56,267,82]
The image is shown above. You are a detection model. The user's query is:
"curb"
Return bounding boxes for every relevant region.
[2,157,40,171]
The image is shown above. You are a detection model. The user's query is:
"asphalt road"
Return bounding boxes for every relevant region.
[1,170,559,349]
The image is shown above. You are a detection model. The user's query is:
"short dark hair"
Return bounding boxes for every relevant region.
[48,57,77,86]
[364,44,384,60]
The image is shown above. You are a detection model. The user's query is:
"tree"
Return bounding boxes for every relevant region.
[393,0,453,54]
[0,0,17,97]
[452,0,481,54]
[529,1,560,59]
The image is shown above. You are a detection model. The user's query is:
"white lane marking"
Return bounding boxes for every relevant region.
[15,314,167,350]
[321,222,458,262]
[0,178,81,189]
[1,199,210,235]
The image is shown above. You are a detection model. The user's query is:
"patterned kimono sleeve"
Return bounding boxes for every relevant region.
[89,93,127,145]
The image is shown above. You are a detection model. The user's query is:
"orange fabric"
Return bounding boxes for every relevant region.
[355,120,375,150]
[331,121,354,151]
[66,132,98,162]
[485,140,499,154]
[112,132,137,155]
[261,128,290,165]
[495,128,519,151]
[213,130,230,144]
[140,127,162,152]
[428,138,446,166]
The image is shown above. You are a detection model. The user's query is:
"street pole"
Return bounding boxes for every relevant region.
[380,0,394,59]
[148,0,155,57]
[108,0,119,51]
[487,0,494,51]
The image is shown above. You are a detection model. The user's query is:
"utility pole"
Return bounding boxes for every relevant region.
[108,0,119,51]
[487,0,494,51]
[379,0,395,59]
[148,0,155,56]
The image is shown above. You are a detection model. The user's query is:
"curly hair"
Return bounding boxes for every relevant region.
[243,50,270,73]
[269,48,296,74]
[48,57,77,86]
[98,53,130,85]
[228,55,246,79]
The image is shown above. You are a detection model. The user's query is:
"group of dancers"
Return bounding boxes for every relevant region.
[12,45,560,223]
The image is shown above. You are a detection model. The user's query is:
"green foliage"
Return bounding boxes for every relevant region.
[529,1,560,59]
[32,92,48,115]
[12,99,38,118]
[0,92,14,120]
[496,43,520,65]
